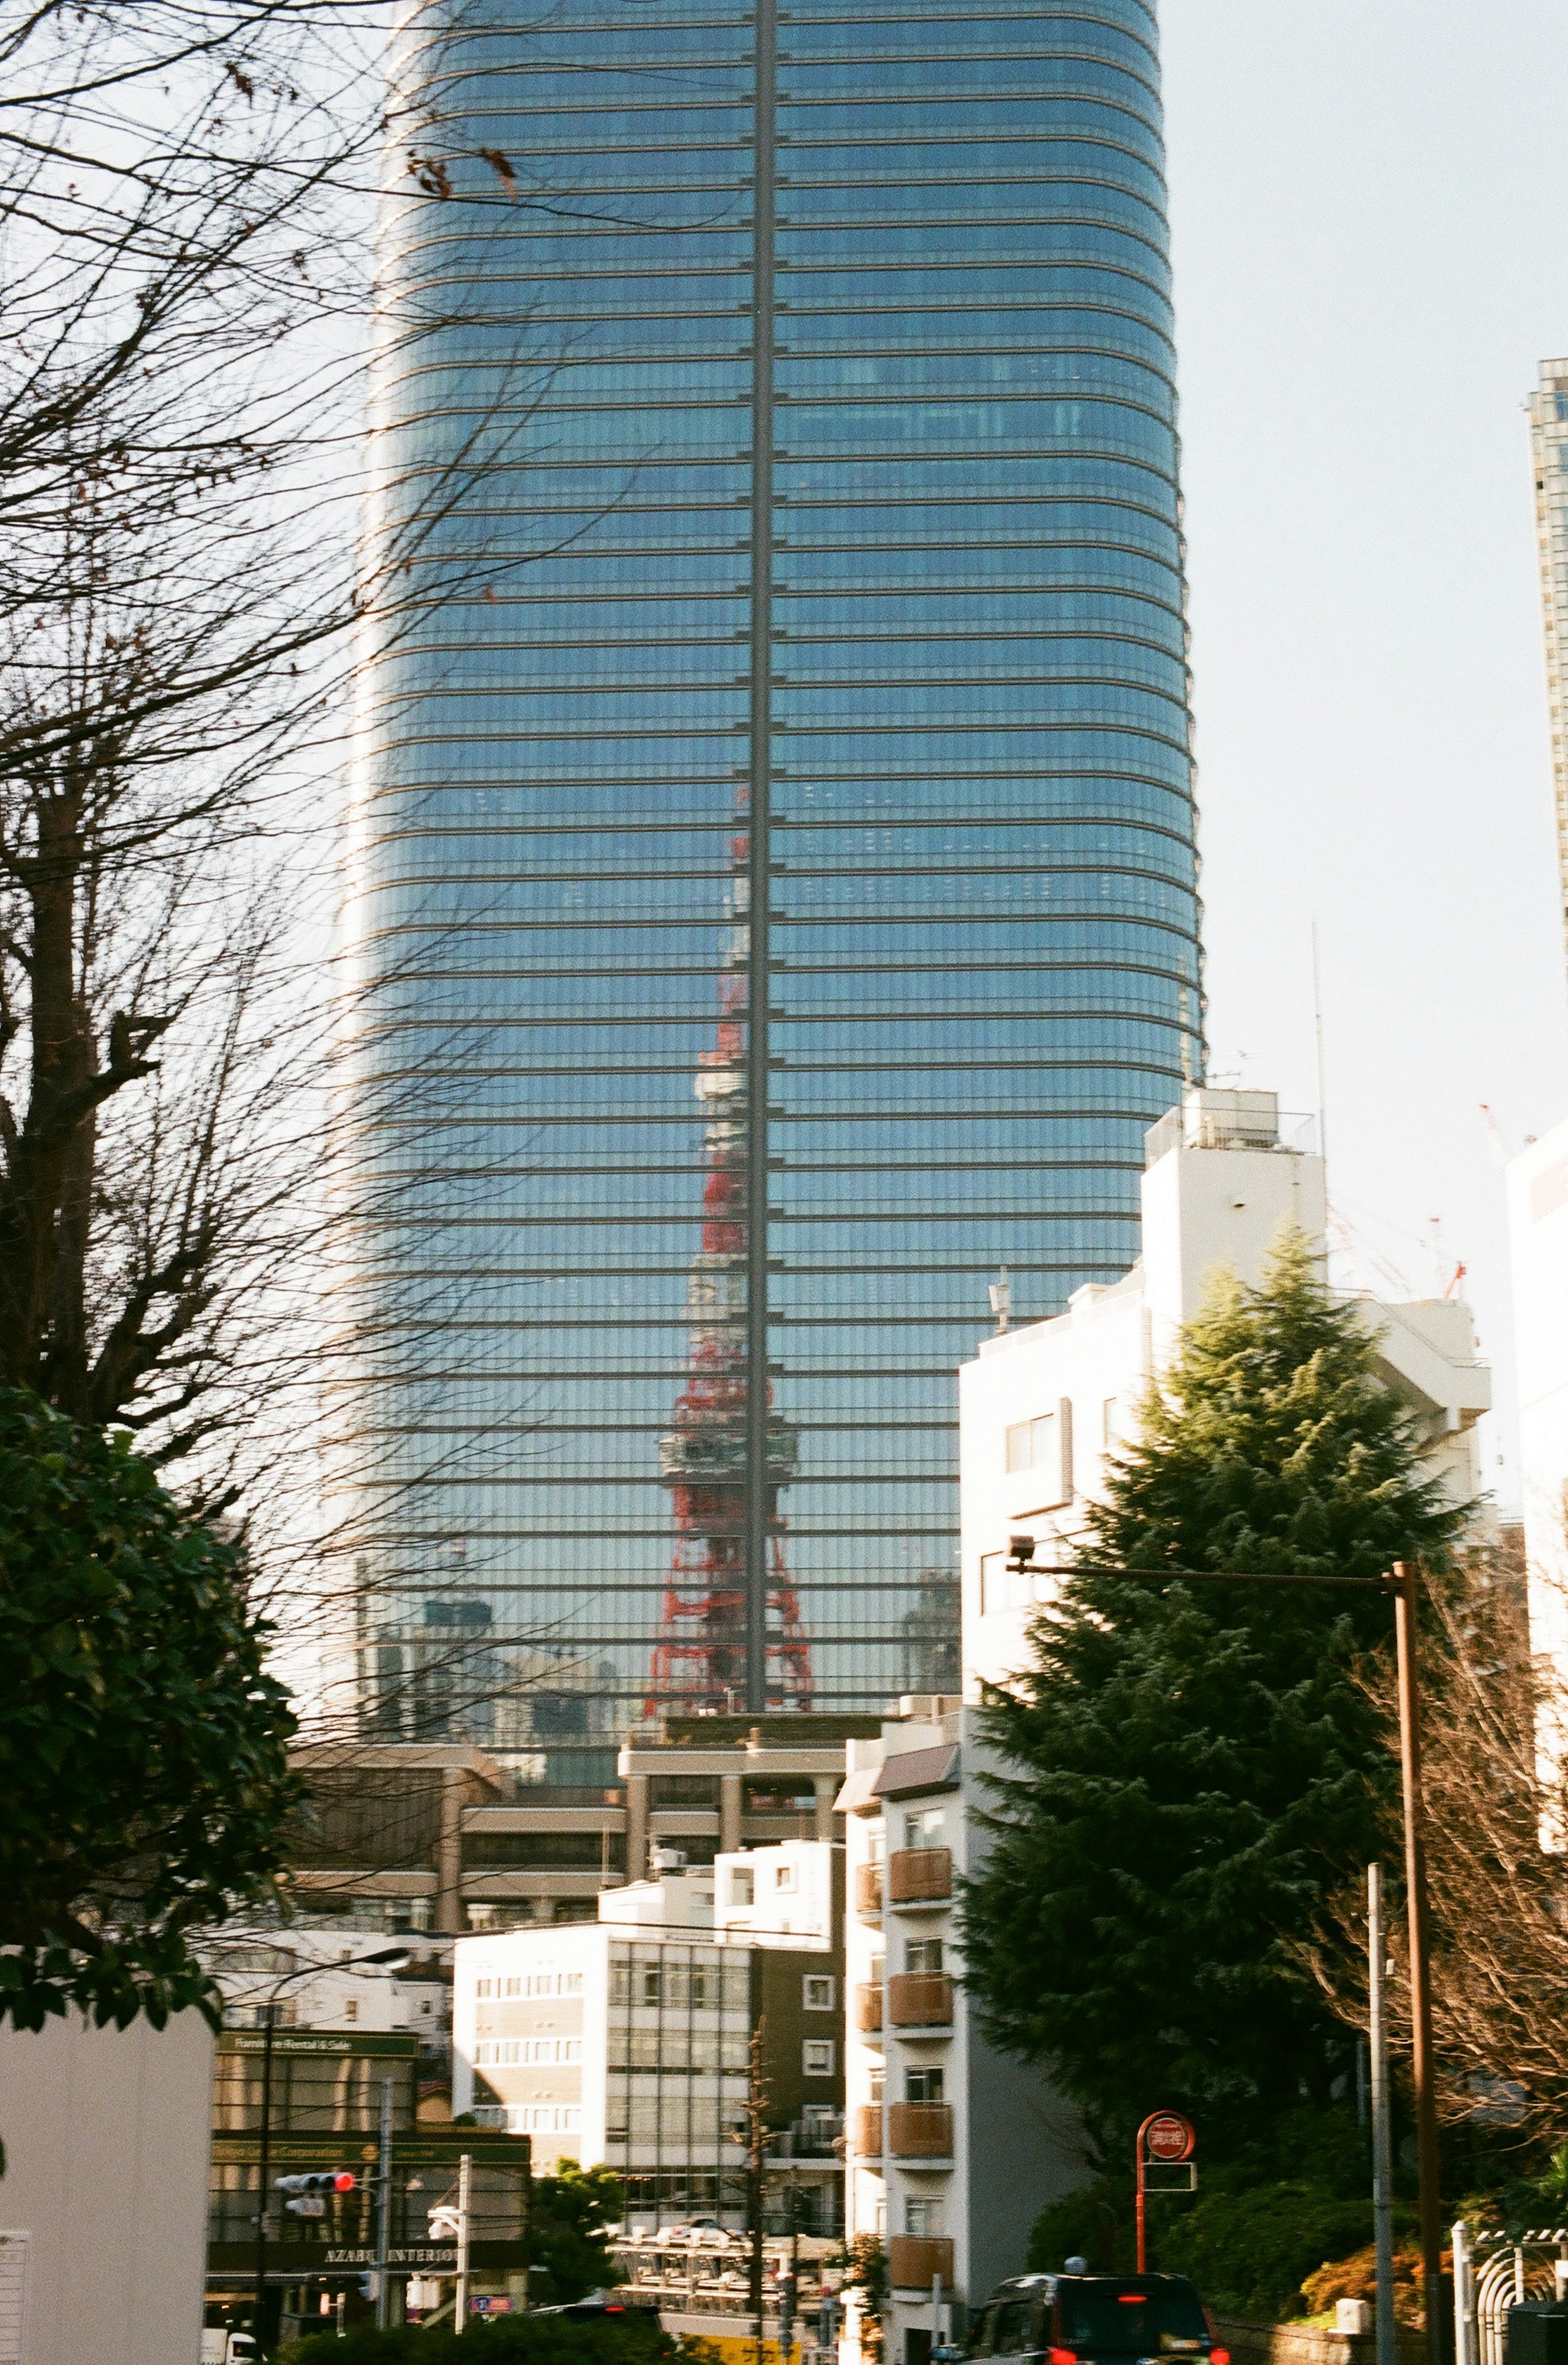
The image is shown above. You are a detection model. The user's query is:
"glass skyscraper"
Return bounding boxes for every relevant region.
[334,0,1203,1773]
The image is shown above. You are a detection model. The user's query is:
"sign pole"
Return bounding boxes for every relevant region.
[1134,2113,1195,2274]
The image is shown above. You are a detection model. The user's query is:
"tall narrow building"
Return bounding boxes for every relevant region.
[330,0,1204,1778]
[1529,358,1568,961]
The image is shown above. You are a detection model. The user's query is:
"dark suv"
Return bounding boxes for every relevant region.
[968,2274,1229,2365]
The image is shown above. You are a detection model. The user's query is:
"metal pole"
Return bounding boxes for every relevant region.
[1369,1865,1396,2365]
[455,2150,472,2336]
[1135,2133,1147,2275]
[253,2000,277,2349]
[932,2270,944,2364]
[1452,2220,1476,2365]
[1393,1565,1443,2365]
[375,2074,393,2331]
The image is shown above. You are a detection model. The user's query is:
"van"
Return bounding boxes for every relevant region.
[968,2273,1229,2365]
[201,2331,258,2363]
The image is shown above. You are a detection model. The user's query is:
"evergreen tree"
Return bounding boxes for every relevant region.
[960,1229,1469,2158]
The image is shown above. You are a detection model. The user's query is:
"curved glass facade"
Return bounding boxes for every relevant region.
[333,0,1203,1768]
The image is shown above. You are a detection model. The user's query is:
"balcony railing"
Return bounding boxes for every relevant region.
[886,1973,953,2029]
[887,1846,951,1904]
[851,2104,884,2159]
[889,2237,955,2292]
[887,2102,953,2160]
[853,1983,884,2034]
[853,1862,884,1916]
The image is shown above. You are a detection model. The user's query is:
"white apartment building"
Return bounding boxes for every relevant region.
[1507,1121,1568,1734]
[1528,358,1568,964]
[452,1842,844,2235]
[837,1705,1084,2365]
[962,1086,1491,1696]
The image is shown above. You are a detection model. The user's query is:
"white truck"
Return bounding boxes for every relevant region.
[200,2332,258,2363]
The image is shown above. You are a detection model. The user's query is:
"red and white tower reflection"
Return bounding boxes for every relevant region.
[647,810,811,1715]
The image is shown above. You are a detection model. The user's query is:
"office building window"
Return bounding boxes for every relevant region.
[803,1975,837,2012]
[803,2040,836,2077]
[1005,1414,1055,1475]
[906,1941,943,1975]
[905,2200,938,2236]
[905,2067,944,2103]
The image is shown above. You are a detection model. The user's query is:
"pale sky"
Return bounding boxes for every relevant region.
[1160,0,1568,1509]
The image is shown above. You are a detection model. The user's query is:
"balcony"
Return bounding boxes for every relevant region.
[851,2104,883,2159]
[889,2237,955,2293]
[887,1847,951,1905]
[887,2102,953,2161]
[886,1973,953,2031]
[853,1862,884,1916]
[853,1983,884,2035]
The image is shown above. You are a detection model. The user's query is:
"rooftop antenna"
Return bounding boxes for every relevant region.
[988,1267,1011,1334]
[1312,921,1329,1165]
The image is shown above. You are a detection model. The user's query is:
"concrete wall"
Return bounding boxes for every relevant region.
[0,2008,214,2365]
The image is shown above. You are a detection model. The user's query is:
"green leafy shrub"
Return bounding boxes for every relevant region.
[277,2308,707,2365]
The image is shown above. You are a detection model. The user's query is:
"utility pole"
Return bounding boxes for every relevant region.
[1368,1864,1396,2365]
[455,2151,472,2336]
[732,2012,772,2365]
[1393,1564,1443,2365]
[375,2075,394,2331]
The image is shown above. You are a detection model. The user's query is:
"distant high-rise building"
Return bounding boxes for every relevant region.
[329,0,1205,1773]
[1528,358,1568,960]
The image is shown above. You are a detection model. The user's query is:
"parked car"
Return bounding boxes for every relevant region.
[968,2273,1230,2365]
[532,2299,662,2322]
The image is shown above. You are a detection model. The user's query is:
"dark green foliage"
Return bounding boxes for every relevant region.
[1029,2114,1418,2322]
[529,2162,622,2305]
[1026,2180,1134,2274]
[961,1232,1468,2156]
[0,1389,300,2033]
[276,2309,702,2365]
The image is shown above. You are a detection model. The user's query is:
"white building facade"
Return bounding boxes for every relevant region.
[962,1087,1490,1697]
[837,1706,1085,2365]
[1507,1119,1568,1777]
[452,1843,844,2233]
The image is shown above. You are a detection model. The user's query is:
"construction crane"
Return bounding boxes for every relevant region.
[646,810,812,1717]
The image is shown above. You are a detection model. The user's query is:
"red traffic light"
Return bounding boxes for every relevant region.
[332,2173,357,2194]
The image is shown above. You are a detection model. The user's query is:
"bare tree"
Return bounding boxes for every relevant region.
[1307,1537,1568,2148]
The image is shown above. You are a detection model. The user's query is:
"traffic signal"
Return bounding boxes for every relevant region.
[779,2275,797,2350]
[275,2171,357,2219]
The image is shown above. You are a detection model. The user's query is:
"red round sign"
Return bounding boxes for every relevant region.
[1143,2113,1195,2163]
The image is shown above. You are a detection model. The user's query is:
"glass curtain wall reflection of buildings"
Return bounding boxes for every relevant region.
[330,0,1203,1773]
